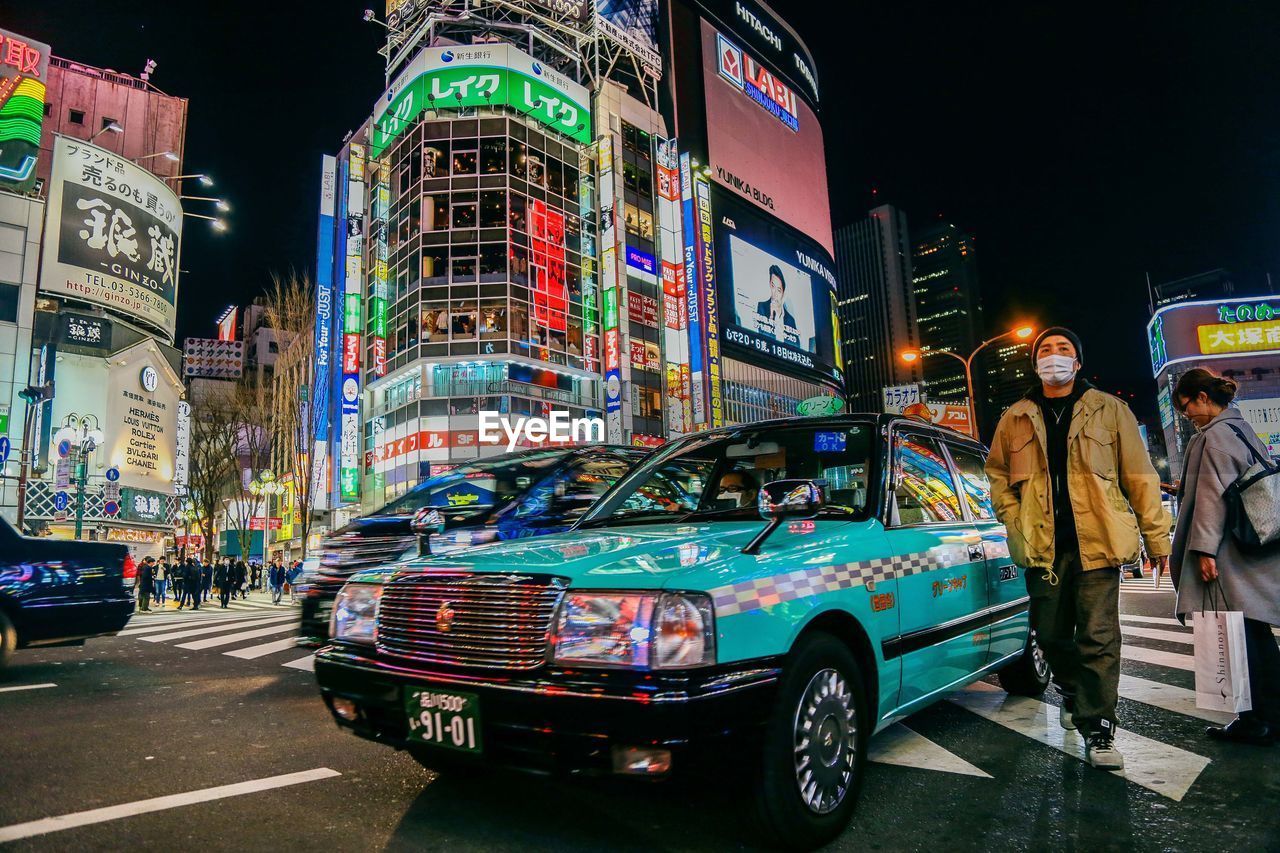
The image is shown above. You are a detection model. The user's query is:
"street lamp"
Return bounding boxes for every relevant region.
[180,194,230,212]
[89,122,123,142]
[899,325,1036,439]
[171,174,214,187]
[52,414,106,540]
[183,211,228,231]
[136,151,180,163]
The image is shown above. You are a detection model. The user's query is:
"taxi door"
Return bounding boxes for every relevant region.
[882,429,990,707]
[942,440,1030,666]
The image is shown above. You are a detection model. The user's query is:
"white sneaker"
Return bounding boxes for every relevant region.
[1060,703,1077,731]
[1086,730,1125,770]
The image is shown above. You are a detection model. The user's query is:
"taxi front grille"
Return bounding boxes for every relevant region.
[376,574,566,670]
[320,533,415,577]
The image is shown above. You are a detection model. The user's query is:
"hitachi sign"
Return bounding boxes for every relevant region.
[735,1,783,51]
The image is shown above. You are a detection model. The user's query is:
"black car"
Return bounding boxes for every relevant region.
[0,515,136,669]
[297,445,647,645]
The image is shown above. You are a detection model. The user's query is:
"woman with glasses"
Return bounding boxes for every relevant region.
[1170,367,1280,746]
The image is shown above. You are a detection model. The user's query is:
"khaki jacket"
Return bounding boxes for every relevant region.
[986,387,1172,570]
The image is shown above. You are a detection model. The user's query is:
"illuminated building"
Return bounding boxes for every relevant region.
[314,0,841,514]
[911,222,982,404]
[834,205,920,412]
[1147,292,1280,477]
[980,340,1032,439]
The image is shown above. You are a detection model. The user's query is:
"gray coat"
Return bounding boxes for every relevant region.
[1172,408,1280,626]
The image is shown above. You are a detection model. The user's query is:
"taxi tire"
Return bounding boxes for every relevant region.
[997,630,1051,697]
[751,632,867,850]
[0,609,15,670]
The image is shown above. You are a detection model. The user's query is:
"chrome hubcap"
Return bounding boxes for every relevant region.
[792,668,857,815]
[1031,632,1050,680]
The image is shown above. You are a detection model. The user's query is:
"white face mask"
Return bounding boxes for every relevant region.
[717,491,740,502]
[1036,354,1078,387]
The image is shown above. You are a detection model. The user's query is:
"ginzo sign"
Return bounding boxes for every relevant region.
[372,43,592,156]
[40,136,182,338]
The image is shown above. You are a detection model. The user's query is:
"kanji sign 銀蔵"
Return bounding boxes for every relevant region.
[39,136,183,338]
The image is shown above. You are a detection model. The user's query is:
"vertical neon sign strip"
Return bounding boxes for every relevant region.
[339,144,366,502]
[370,159,390,377]
[693,175,722,428]
[314,155,336,445]
[679,154,706,425]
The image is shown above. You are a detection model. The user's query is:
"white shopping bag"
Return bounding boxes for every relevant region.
[1193,609,1252,713]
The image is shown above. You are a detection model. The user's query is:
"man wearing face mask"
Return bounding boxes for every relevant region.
[987,327,1171,771]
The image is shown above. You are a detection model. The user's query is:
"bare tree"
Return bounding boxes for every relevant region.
[186,383,240,563]
[263,270,320,559]
[225,375,273,562]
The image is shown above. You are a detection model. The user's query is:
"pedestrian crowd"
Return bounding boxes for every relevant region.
[133,556,306,612]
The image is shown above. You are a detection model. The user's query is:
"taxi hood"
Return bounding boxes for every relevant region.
[377,518,871,593]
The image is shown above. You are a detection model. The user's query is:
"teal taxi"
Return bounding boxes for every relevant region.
[314,415,1048,848]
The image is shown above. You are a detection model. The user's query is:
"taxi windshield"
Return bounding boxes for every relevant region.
[584,422,876,526]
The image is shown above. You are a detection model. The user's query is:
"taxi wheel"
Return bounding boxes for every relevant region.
[0,610,15,670]
[752,632,867,850]
[997,630,1051,697]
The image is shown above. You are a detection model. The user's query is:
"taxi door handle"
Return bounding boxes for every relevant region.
[968,544,985,562]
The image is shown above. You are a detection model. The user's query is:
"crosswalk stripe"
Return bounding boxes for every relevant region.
[223,637,303,660]
[868,723,992,778]
[121,614,268,636]
[1119,674,1233,725]
[1122,644,1194,672]
[139,616,296,644]
[951,682,1210,801]
[281,654,315,671]
[1121,615,1187,628]
[1123,626,1193,646]
[175,623,299,651]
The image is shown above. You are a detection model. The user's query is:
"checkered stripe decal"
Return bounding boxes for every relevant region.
[710,551,936,617]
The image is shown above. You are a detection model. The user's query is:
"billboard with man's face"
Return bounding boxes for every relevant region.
[712,186,842,386]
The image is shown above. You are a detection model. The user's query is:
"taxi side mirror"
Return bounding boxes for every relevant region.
[743,480,825,555]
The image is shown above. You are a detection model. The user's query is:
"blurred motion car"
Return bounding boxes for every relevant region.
[314,415,1044,848]
[0,515,136,669]
[297,446,647,645]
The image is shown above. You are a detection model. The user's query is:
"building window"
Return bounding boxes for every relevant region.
[69,109,85,125]
[43,102,51,117]
[102,117,119,131]
[0,284,17,323]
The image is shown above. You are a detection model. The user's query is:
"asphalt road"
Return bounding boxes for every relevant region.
[1,580,1278,852]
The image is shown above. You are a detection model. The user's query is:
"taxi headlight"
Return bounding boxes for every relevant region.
[331,583,384,644]
[551,592,715,670]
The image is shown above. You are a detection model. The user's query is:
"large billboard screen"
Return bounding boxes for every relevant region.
[1147,295,1280,376]
[0,27,49,194]
[40,136,183,338]
[712,186,842,386]
[701,19,832,255]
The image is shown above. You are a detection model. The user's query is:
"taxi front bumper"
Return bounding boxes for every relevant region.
[315,646,781,777]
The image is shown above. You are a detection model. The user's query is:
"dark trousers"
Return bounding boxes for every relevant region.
[219,585,232,608]
[1244,618,1280,725]
[1025,549,1121,733]
[138,589,151,611]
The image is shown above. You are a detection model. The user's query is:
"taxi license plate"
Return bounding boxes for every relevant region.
[404,688,482,754]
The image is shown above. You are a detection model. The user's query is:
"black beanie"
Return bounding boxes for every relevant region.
[1031,326,1083,365]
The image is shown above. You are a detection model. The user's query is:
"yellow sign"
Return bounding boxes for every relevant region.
[1198,319,1280,355]
[106,528,165,544]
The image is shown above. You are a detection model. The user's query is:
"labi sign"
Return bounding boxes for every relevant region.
[372,44,591,156]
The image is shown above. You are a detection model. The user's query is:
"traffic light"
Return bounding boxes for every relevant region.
[18,381,54,405]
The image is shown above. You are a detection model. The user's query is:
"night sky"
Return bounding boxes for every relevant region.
[11,2,1280,419]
